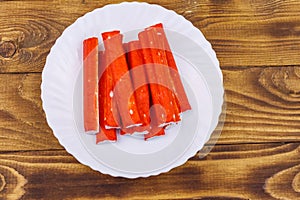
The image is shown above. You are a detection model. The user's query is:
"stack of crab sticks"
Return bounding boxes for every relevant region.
[83,23,191,144]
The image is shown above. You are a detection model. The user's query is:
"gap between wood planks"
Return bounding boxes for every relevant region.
[0,141,298,155]
[0,148,66,155]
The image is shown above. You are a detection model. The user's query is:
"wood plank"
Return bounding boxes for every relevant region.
[0,66,300,151]
[0,143,299,199]
[0,74,62,151]
[0,0,300,73]
[220,66,300,144]
[178,0,300,67]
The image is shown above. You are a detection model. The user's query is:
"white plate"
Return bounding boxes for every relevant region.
[41,2,224,178]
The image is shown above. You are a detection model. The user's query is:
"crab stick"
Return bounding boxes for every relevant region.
[139,29,180,126]
[124,41,151,126]
[97,51,118,142]
[144,127,165,141]
[96,127,117,143]
[149,23,191,112]
[145,27,181,122]
[120,126,149,135]
[99,51,121,129]
[83,37,99,134]
[102,31,142,128]
[144,105,166,140]
[138,32,165,126]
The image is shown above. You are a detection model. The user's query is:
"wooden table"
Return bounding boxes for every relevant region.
[1,0,299,199]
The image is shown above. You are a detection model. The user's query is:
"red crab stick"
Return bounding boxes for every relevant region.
[138,32,165,126]
[121,105,166,139]
[99,50,121,129]
[96,128,117,144]
[125,41,151,126]
[144,106,166,140]
[83,37,99,134]
[120,126,149,135]
[144,127,165,141]
[102,31,142,128]
[139,29,179,125]
[97,51,118,142]
[146,27,181,122]
[149,23,191,112]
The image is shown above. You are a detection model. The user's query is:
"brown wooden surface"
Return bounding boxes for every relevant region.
[0,0,299,199]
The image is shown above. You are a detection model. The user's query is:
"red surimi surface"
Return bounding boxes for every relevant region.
[83,37,99,134]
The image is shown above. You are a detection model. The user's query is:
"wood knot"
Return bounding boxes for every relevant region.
[292,172,300,192]
[272,67,300,95]
[265,164,300,199]
[259,67,300,102]
[0,173,5,192]
[0,165,27,199]
[0,41,17,58]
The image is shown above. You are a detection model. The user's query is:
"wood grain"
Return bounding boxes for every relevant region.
[0,0,300,73]
[179,0,300,67]
[0,143,298,199]
[220,66,300,144]
[0,74,62,151]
